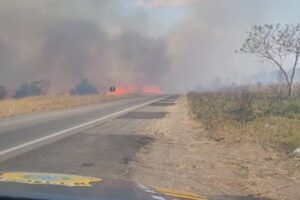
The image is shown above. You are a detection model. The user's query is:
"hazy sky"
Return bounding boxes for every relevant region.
[1,0,300,93]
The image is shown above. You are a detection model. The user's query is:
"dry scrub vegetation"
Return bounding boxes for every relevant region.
[0,94,132,118]
[187,85,300,154]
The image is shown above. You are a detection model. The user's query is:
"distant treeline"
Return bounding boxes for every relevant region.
[0,78,99,100]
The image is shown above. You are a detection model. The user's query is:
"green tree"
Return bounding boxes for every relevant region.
[15,80,50,98]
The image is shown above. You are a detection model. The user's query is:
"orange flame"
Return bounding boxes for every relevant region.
[114,87,127,95]
[107,85,162,95]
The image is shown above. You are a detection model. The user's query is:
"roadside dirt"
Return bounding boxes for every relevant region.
[127,97,300,200]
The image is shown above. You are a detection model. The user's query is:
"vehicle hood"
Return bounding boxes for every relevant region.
[0,172,207,200]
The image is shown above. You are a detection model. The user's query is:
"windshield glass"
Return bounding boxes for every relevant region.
[0,1,299,200]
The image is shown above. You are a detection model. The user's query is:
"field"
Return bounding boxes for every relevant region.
[187,85,300,154]
[0,94,133,118]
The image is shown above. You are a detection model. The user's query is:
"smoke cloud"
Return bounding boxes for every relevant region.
[0,0,169,93]
[1,0,300,94]
[164,0,300,92]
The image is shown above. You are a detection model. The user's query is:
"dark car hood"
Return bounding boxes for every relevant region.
[0,172,207,200]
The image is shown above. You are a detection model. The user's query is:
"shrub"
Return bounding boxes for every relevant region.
[0,86,7,99]
[187,87,300,154]
[15,80,50,98]
[70,79,98,95]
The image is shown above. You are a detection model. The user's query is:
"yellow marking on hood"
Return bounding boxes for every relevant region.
[155,187,207,200]
[0,172,101,187]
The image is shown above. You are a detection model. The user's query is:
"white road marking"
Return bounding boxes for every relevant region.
[136,182,151,190]
[152,195,166,200]
[145,189,156,193]
[0,96,169,157]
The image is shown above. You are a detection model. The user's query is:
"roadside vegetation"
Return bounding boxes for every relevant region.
[187,84,300,154]
[185,23,300,156]
[0,78,131,118]
[15,80,50,98]
[0,94,132,118]
[0,86,7,100]
[69,79,99,95]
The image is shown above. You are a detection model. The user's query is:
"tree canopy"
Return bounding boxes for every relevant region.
[69,79,98,95]
[238,23,300,96]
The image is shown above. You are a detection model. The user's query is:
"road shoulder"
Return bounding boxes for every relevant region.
[127,96,300,200]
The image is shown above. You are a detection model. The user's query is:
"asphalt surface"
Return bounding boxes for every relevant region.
[0,95,176,178]
[0,95,167,160]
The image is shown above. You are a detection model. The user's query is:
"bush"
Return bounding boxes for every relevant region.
[187,87,300,154]
[0,86,7,99]
[15,80,50,98]
[228,88,256,122]
[70,79,98,95]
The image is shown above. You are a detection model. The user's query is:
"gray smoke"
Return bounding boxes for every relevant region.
[164,0,300,92]
[1,0,299,94]
[164,0,272,92]
[0,0,169,93]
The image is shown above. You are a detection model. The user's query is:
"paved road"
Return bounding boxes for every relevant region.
[0,95,168,161]
[0,95,179,178]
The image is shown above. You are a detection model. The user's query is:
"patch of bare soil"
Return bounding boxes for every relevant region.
[127,97,300,200]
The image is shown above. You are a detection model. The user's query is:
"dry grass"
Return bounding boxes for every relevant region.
[187,87,300,154]
[0,94,133,118]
